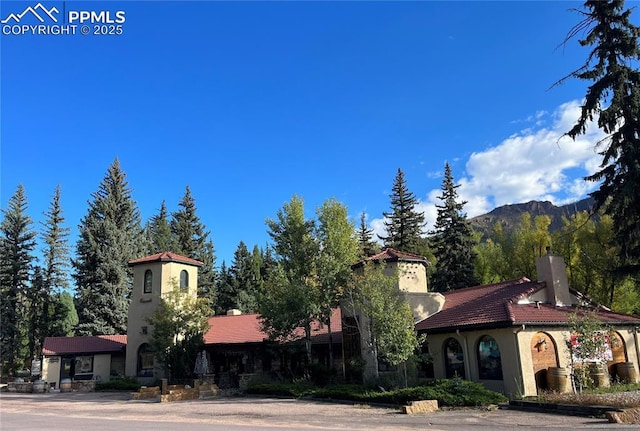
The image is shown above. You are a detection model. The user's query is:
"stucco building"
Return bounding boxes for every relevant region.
[41,249,640,397]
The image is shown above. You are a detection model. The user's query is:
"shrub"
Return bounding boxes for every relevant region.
[245,378,508,407]
[95,377,141,391]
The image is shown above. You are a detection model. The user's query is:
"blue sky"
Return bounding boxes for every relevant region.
[2,1,635,267]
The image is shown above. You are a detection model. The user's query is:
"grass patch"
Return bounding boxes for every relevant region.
[246,378,507,407]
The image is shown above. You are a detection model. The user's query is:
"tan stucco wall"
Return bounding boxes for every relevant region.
[398,262,428,293]
[405,292,445,321]
[93,354,112,382]
[125,260,199,379]
[425,325,640,398]
[42,356,61,387]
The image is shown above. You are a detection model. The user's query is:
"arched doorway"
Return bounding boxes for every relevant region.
[444,338,465,379]
[530,332,558,391]
[607,331,627,378]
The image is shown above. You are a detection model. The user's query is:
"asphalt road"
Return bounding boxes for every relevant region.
[0,391,634,431]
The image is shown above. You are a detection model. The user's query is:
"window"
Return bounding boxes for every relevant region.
[180,270,189,290]
[477,335,503,380]
[143,269,152,294]
[137,343,154,377]
[75,355,93,374]
[444,338,465,379]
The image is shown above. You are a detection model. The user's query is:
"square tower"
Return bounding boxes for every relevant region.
[125,252,203,382]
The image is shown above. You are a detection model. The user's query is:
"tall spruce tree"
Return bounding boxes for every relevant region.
[379,168,426,255]
[73,159,145,335]
[560,0,640,275]
[230,241,260,313]
[430,163,478,292]
[213,261,235,315]
[171,186,216,303]
[146,200,174,254]
[39,186,70,342]
[27,266,47,361]
[357,212,379,257]
[0,185,37,374]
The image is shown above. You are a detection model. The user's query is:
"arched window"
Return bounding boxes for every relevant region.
[143,270,152,294]
[477,335,503,380]
[180,270,189,290]
[137,343,154,377]
[444,338,465,379]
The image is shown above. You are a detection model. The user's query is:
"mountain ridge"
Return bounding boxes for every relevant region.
[469,197,595,237]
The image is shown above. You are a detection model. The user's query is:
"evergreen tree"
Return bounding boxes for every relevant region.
[230,241,260,313]
[39,185,70,342]
[560,0,640,275]
[213,261,235,315]
[49,291,78,337]
[430,163,478,292]
[0,185,37,374]
[27,266,47,361]
[378,168,426,255]
[146,200,174,254]
[171,186,216,302]
[73,159,145,335]
[357,212,379,257]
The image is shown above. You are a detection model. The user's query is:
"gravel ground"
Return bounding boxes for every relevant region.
[2,391,633,431]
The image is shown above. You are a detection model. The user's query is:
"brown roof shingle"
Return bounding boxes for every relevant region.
[204,309,342,345]
[43,335,127,355]
[415,278,640,333]
[128,252,204,267]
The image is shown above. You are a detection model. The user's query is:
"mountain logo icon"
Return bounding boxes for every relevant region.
[1,3,59,24]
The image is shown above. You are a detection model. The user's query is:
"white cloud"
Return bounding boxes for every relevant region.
[369,100,605,237]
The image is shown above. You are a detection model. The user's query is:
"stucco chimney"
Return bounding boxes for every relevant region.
[535,249,572,307]
[226,309,242,316]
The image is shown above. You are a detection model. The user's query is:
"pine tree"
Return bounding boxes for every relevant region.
[27,266,47,361]
[0,185,37,374]
[39,185,70,343]
[357,212,379,257]
[378,168,426,255]
[49,291,78,337]
[146,200,174,254]
[560,0,640,275]
[230,241,260,313]
[73,159,145,335]
[171,186,216,302]
[430,163,478,292]
[213,261,235,315]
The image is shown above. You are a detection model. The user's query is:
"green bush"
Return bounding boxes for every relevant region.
[95,377,141,391]
[245,378,508,407]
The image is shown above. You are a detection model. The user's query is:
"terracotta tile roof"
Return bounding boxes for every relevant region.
[509,303,640,326]
[352,248,429,269]
[128,252,204,267]
[42,335,127,356]
[204,309,342,345]
[415,278,640,333]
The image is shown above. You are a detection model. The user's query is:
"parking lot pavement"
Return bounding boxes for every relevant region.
[0,392,634,431]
